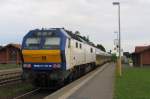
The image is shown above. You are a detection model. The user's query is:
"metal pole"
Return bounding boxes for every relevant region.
[113,2,122,76]
[118,3,122,76]
[118,4,121,59]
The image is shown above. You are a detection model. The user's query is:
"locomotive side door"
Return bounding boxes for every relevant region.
[65,38,73,69]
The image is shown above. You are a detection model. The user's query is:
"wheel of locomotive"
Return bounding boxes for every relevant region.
[64,73,74,84]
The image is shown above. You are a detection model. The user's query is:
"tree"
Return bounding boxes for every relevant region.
[123,52,131,58]
[75,31,80,36]
[111,53,117,62]
[96,44,106,52]
[82,36,90,42]
[0,46,2,49]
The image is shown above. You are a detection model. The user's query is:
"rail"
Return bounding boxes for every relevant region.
[13,88,40,99]
[0,70,22,86]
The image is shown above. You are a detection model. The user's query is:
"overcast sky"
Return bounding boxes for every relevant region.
[0,0,150,52]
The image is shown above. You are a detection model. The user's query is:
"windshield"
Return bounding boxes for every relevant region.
[25,37,41,49]
[24,36,60,49]
[23,31,61,49]
[43,37,60,49]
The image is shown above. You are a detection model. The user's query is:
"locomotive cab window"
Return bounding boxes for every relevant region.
[43,37,60,49]
[26,37,41,49]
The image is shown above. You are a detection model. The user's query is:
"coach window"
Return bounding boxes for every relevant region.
[80,44,82,49]
[90,48,93,53]
[76,42,78,48]
[68,39,71,48]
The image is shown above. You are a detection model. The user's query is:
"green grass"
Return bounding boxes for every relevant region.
[0,64,21,70]
[0,82,34,99]
[114,66,150,99]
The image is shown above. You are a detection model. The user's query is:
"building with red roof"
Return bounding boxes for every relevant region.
[0,44,22,64]
[132,45,150,66]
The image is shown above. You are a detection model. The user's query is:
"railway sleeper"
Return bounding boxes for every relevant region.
[0,77,21,85]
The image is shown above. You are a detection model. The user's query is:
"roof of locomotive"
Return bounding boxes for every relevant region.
[64,29,96,47]
[64,29,111,56]
[26,28,110,56]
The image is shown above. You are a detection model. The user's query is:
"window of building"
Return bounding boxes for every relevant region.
[9,49,17,63]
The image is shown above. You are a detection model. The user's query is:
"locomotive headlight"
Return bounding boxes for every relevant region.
[53,64,61,69]
[23,64,31,68]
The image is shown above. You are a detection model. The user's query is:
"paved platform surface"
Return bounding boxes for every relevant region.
[44,63,115,99]
[68,63,115,99]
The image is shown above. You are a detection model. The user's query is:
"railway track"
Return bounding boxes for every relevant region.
[0,70,22,86]
[13,88,41,99]
[13,63,110,99]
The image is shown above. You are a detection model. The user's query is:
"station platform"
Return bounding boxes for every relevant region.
[45,63,115,99]
[68,63,115,99]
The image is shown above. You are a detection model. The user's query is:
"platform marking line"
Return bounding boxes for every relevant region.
[58,63,110,99]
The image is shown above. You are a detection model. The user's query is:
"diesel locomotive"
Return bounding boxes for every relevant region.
[21,28,111,87]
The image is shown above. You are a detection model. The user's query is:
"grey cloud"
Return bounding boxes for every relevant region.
[0,0,150,52]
